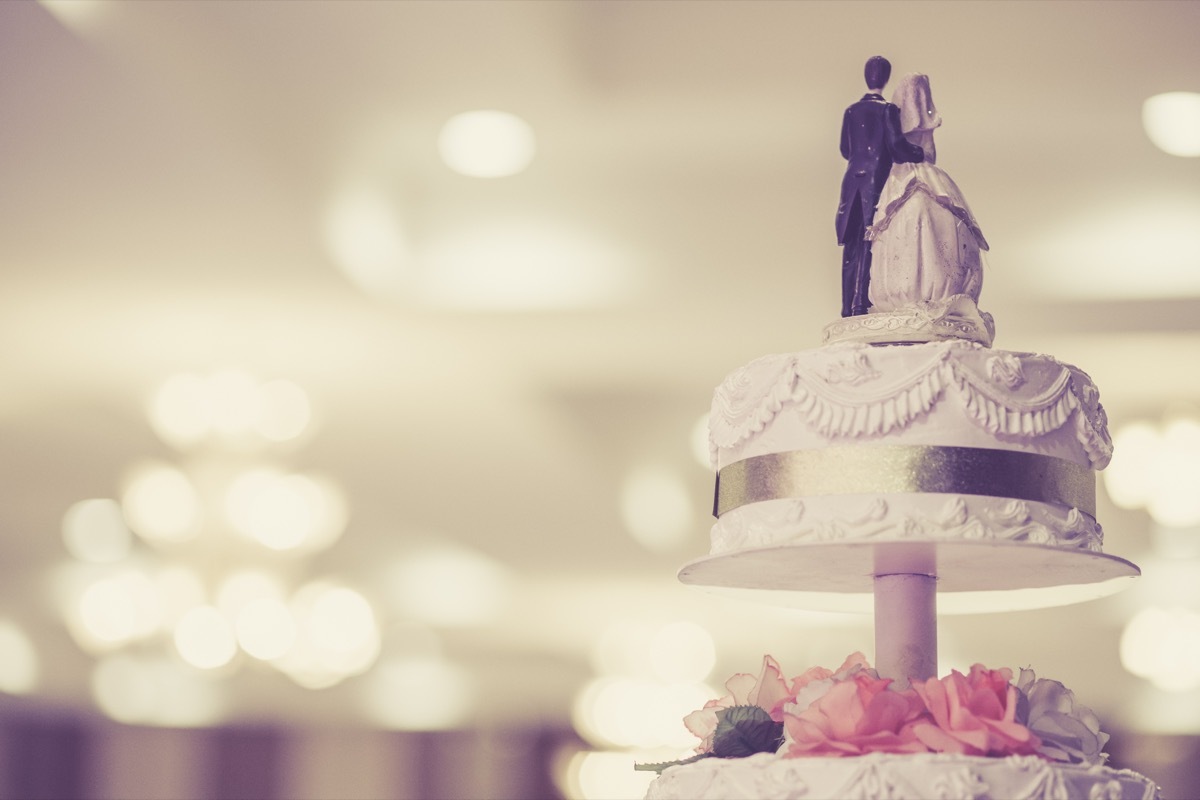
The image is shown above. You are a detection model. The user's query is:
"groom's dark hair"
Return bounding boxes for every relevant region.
[864,56,891,90]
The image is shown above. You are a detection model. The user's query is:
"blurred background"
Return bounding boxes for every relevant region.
[2,1,1200,798]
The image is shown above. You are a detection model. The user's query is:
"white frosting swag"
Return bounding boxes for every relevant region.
[709,340,1111,471]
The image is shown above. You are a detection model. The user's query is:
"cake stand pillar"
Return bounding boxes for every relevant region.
[873,573,937,688]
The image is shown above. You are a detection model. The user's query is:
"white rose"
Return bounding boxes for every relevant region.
[1016,668,1109,765]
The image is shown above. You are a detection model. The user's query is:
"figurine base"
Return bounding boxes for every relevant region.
[823,295,995,347]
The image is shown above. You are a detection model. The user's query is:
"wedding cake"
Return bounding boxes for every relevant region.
[639,62,1161,800]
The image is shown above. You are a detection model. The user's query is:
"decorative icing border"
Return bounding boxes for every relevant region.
[709,342,1113,470]
[711,496,1104,554]
[647,752,1160,800]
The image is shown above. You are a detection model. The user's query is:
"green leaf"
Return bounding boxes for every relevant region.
[711,705,785,758]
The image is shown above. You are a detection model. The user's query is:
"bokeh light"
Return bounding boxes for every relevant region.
[256,379,313,442]
[386,544,511,627]
[572,676,713,750]
[216,570,287,620]
[1106,415,1200,527]
[149,372,313,449]
[416,222,634,311]
[322,186,410,298]
[62,498,133,564]
[648,621,716,684]
[275,582,381,688]
[121,462,201,544]
[91,654,226,727]
[1143,91,1200,157]
[437,110,536,178]
[559,748,656,800]
[619,466,694,552]
[0,621,39,695]
[173,605,238,670]
[235,597,297,661]
[361,656,475,730]
[224,470,347,553]
[1121,606,1200,691]
[75,568,162,648]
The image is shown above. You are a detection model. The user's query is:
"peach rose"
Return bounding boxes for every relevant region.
[910,665,1041,757]
[783,671,930,757]
[684,654,790,751]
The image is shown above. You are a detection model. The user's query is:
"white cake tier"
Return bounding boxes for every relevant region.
[707,340,1112,561]
[644,751,1160,800]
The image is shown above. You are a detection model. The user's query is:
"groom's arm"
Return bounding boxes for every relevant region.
[840,107,852,161]
[885,104,924,164]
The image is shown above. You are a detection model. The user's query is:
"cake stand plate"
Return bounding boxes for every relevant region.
[678,540,1140,615]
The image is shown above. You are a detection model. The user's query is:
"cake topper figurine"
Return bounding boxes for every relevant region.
[836,56,925,318]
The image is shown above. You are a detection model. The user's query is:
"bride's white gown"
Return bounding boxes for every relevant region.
[866,115,988,313]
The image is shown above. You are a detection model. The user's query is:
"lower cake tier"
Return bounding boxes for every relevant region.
[644,751,1160,800]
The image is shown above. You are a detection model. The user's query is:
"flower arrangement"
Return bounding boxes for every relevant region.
[637,654,1108,773]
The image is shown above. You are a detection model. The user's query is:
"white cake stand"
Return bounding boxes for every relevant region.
[679,539,1140,686]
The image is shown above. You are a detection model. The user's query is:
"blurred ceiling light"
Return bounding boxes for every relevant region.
[224,469,347,553]
[438,110,536,178]
[417,222,634,310]
[91,654,225,727]
[360,656,475,730]
[174,605,238,671]
[323,186,411,297]
[1105,415,1200,527]
[1143,92,1200,157]
[386,544,511,627]
[1120,606,1200,692]
[121,462,201,544]
[1026,198,1200,299]
[648,621,716,684]
[690,413,712,470]
[619,466,694,552]
[62,498,133,564]
[0,621,39,695]
[39,0,109,29]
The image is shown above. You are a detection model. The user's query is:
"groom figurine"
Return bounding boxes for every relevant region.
[836,56,925,317]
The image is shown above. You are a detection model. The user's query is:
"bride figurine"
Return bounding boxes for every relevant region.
[866,74,990,319]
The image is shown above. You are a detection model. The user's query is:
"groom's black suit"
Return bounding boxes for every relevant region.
[836,93,924,317]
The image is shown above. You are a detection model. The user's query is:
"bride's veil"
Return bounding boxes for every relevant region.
[892,73,942,135]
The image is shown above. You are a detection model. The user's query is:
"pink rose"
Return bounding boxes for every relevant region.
[786,651,873,715]
[910,665,1041,757]
[684,655,790,751]
[783,671,930,757]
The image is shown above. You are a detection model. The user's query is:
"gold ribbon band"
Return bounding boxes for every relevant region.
[714,445,1095,518]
